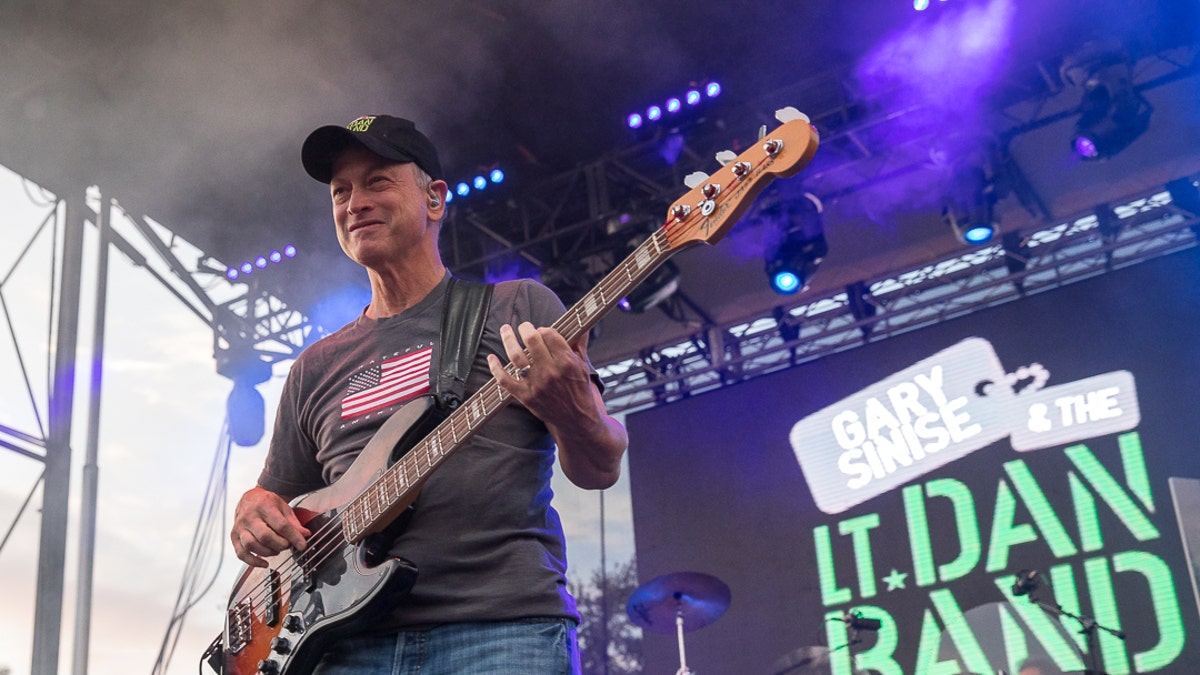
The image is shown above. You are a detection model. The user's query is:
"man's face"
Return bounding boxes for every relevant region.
[328,145,433,268]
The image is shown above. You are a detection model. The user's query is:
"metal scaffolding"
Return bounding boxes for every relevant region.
[0,184,313,675]
[595,183,1200,413]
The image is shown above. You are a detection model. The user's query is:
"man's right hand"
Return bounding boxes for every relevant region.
[231,486,311,568]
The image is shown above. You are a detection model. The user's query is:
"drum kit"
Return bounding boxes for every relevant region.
[626,571,853,675]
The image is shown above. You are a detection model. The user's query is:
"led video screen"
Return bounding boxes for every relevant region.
[627,248,1200,675]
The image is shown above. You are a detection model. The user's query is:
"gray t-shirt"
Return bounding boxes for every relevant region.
[258,274,580,629]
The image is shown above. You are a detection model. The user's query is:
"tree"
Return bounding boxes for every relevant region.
[570,557,643,675]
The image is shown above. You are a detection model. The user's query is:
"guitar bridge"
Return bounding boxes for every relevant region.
[226,597,252,654]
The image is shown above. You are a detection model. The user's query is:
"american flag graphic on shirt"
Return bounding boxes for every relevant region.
[340,346,433,421]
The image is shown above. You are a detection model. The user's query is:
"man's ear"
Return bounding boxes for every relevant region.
[427,181,449,218]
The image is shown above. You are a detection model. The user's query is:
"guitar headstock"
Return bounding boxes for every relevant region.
[662,108,819,251]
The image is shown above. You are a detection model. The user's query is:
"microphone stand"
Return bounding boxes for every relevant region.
[1025,592,1126,675]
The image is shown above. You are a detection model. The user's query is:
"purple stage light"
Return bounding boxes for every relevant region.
[490,169,505,184]
[240,262,253,275]
[255,256,268,269]
[472,175,487,190]
[226,268,239,281]
[627,112,643,129]
[456,182,470,196]
[284,245,297,258]
[666,97,681,114]
[1074,135,1100,159]
[647,105,662,121]
[914,0,930,10]
[705,82,721,98]
[269,250,282,263]
[686,90,701,105]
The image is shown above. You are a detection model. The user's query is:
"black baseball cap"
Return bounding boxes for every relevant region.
[301,115,444,183]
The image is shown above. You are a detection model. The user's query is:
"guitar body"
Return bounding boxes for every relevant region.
[219,397,444,675]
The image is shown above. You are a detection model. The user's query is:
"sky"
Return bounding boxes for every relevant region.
[0,164,635,675]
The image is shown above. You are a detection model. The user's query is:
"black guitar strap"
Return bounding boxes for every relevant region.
[434,276,494,412]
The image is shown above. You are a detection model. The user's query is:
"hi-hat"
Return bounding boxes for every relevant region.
[626,571,731,634]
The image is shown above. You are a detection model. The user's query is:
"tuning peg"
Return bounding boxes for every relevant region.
[684,171,709,189]
[715,150,737,166]
[775,107,811,124]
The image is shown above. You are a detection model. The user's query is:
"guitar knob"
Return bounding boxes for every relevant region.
[256,659,281,675]
[715,150,736,166]
[701,183,720,199]
[731,162,752,179]
[283,613,304,633]
[270,636,292,654]
[684,171,709,189]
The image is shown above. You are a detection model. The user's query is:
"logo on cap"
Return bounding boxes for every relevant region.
[346,116,377,133]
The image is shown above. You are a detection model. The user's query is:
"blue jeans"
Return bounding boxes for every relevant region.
[311,618,581,675]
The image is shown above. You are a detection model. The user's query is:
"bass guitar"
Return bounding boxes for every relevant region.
[209,107,819,675]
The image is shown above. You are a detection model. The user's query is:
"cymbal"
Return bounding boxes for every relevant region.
[626,571,731,634]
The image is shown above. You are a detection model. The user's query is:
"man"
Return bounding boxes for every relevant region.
[229,114,628,674]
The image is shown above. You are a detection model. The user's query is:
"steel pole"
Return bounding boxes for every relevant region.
[72,195,111,675]
[32,193,86,674]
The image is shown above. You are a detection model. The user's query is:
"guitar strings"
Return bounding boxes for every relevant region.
[231,145,779,623]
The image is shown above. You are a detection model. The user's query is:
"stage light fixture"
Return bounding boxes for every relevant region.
[1096,203,1121,241]
[1167,177,1200,216]
[617,234,682,313]
[846,281,878,339]
[445,167,506,204]
[625,80,722,131]
[764,192,827,295]
[218,344,272,447]
[1062,43,1151,161]
[943,166,998,246]
[224,243,300,280]
[619,260,681,313]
